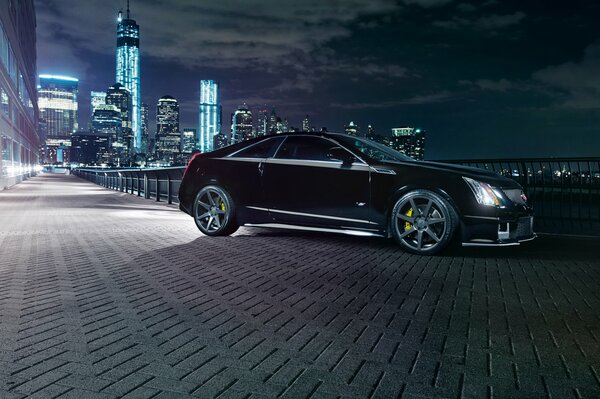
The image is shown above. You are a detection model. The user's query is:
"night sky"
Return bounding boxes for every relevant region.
[35,0,600,159]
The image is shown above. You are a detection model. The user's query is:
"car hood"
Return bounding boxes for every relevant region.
[376,160,522,188]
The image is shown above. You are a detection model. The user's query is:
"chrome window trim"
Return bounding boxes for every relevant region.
[216,157,263,163]
[227,136,281,158]
[246,206,377,225]
[264,158,371,171]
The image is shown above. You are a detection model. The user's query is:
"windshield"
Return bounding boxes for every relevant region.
[335,135,414,163]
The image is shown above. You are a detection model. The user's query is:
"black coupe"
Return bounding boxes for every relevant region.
[178,133,535,255]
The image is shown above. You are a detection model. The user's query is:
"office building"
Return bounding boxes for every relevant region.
[198,80,220,152]
[389,127,426,160]
[71,131,110,165]
[231,104,253,144]
[140,102,148,155]
[182,128,196,153]
[302,115,311,132]
[90,91,106,114]
[256,108,268,136]
[156,95,180,161]
[0,0,39,185]
[105,83,132,159]
[116,3,141,153]
[344,121,359,136]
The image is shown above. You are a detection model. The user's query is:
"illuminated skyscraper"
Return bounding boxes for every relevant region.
[90,91,106,114]
[38,75,78,163]
[105,83,131,158]
[302,115,311,132]
[182,128,196,153]
[140,102,148,154]
[256,108,268,136]
[198,80,220,153]
[38,75,78,138]
[231,104,253,144]
[156,95,180,161]
[344,121,359,136]
[116,1,141,154]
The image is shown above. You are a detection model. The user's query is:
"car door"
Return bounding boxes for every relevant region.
[219,136,284,223]
[262,135,375,231]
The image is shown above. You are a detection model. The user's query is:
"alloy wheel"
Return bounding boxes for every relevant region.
[393,195,448,252]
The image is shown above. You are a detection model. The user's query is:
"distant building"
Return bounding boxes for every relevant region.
[1,0,40,186]
[389,127,426,160]
[199,80,220,153]
[213,132,228,150]
[90,91,107,114]
[344,121,359,136]
[156,95,180,161]
[232,104,253,144]
[268,109,277,134]
[71,131,111,165]
[140,102,149,155]
[182,128,196,153]
[105,83,132,159]
[116,5,141,153]
[302,115,311,132]
[38,75,78,164]
[256,108,268,136]
[90,104,121,163]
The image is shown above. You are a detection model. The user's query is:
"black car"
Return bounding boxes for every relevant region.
[178,133,535,255]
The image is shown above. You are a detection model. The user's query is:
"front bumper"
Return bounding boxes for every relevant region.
[460,211,536,247]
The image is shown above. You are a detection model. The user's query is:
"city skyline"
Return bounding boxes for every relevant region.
[35,1,600,159]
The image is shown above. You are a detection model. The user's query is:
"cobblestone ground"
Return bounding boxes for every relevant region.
[1,173,600,399]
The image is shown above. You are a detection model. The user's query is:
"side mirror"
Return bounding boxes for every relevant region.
[327,147,355,165]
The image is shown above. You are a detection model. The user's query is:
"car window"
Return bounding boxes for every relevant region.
[334,135,413,162]
[230,137,284,158]
[274,136,352,162]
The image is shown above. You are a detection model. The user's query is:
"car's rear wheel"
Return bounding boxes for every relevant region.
[193,185,238,236]
[391,190,457,255]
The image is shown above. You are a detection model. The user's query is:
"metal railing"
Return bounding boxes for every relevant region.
[440,158,600,235]
[74,167,186,205]
[74,157,600,236]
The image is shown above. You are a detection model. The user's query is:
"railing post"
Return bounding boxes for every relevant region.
[144,173,150,199]
[156,176,160,202]
[167,174,172,204]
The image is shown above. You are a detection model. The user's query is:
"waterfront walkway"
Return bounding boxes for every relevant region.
[0,174,599,398]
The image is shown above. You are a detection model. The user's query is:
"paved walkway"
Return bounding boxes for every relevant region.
[1,173,599,399]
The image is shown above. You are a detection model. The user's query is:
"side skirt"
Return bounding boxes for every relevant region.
[243,223,385,238]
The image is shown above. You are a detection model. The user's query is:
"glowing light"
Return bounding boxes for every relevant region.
[39,74,79,82]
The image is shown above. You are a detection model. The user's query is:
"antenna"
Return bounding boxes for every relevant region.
[126,0,130,18]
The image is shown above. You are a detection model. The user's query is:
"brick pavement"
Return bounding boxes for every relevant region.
[0,173,599,398]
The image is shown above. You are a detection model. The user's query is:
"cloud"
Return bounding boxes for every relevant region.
[35,0,402,73]
[460,78,516,92]
[401,0,454,7]
[533,42,600,109]
[332,91,452,109]
[434,11,525,30]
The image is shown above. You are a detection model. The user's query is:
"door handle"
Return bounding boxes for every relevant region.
[258,161,264,176]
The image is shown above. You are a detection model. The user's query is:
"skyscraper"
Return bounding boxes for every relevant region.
[198,80,220,153]
[140,102,148,154]
[344,121,359,136]
[231,104,253,144]
[181,128,196,153]
[91,104,121,164]
[156,95,180,161]
[105,83,131,158]
[302,115,311,132]
[38,75,78,163]
[256,108,268,136]
[389,127,426,160]
[268,109,277,134]
[90,91,107,114]
[1,0,40,186]
[116,1,141,154]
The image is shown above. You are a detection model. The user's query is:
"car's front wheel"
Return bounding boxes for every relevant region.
[390,190,457,255]
[193,185,238,236]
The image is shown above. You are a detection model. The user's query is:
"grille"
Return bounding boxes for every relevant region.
[511,217,533,239]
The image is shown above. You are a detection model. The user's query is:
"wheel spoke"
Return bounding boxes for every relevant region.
[213,215,222,228]
[207,192,216,206]
[198,201,210,210]
[427,217,445,225]
[423,200,432,218]
[216,209,226,215]
[425,228,441,243]
[409,198,419,215]
[416,230,423,249]
[399,227,415,238]
[397,213,414,223]
[198,211,210,219]
[207,216,214,230]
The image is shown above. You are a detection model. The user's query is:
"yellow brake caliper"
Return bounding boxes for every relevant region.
[404,208,413,231]
[220,201,226,212]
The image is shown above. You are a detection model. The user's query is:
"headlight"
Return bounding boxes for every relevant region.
[463,177,501,206]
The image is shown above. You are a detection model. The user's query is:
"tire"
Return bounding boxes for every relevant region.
[192,185,239,236]
[390,189,458,255]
